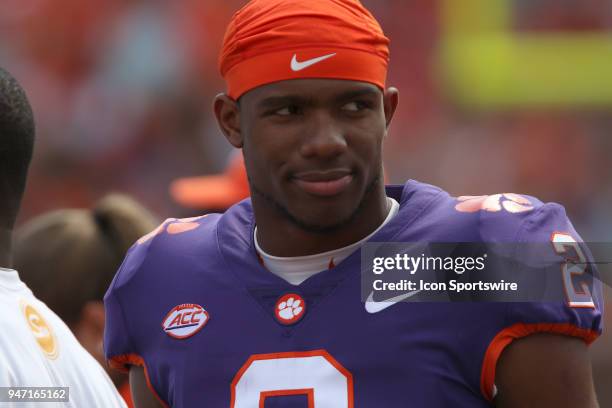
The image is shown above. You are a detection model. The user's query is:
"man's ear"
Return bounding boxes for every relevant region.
[383,87,399,129]
[214,94,243,148]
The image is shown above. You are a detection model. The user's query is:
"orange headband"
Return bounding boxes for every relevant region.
[219,0,390,100]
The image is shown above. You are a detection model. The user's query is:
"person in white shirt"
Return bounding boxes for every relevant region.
[0,66,126,407]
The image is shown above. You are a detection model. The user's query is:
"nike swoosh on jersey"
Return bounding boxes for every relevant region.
[290,53,337,72]
[364,290,421,314]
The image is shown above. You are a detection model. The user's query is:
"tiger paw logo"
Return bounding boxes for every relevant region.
[21,301,58,359]
[274,293,306,325]
[455,193,534,214]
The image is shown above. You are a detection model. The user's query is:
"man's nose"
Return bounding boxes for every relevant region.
[299,111,348,159]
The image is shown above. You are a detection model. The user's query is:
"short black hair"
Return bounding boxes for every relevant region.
[0,67,35,229]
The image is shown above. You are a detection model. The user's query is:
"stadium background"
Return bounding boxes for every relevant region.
[1,0,610,403]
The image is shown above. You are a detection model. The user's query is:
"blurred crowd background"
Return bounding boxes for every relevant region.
[1,0,610,238]
[1,0,610,403]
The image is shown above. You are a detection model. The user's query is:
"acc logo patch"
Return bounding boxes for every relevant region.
[162,304,209,339]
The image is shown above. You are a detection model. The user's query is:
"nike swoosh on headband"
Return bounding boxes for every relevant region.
[290,53,337,72]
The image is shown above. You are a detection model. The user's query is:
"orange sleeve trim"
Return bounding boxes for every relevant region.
[108,354,170,408]
[480,322,599,402]
[109,354,144,373]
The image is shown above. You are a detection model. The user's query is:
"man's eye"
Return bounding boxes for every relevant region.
[342,101,369,112]
[275,105,301,116]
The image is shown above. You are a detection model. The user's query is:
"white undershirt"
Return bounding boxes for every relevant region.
[255,197,400,285]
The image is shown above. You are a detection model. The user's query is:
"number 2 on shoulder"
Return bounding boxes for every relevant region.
[551,232,595,309]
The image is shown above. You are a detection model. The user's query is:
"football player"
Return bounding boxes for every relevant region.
[0,67,127,407]
[104,1,602,407]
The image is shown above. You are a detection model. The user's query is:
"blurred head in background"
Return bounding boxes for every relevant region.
[14,193,158,384]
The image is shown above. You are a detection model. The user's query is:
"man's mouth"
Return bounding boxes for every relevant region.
[292,169,354,197]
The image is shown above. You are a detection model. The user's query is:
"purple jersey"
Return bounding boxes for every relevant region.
[104,181,602,407]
